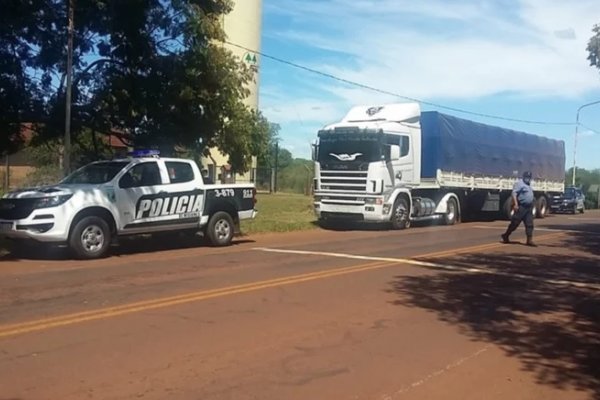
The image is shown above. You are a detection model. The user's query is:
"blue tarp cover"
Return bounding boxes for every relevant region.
[420,111,566,181]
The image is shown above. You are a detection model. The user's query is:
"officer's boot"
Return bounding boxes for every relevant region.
[526,236,537,247]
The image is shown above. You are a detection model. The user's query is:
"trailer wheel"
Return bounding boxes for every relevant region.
[536,196,547,219]
[443,197,459,225]
[206,211,235,247]
[502,197,514,220]
[391,197,410,230]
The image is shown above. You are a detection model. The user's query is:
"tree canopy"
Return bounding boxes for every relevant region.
[587,24,600,69]
[1,0,270,172]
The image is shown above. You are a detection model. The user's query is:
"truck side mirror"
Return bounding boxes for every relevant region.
[311,143,318,161]
[389,145,401,161]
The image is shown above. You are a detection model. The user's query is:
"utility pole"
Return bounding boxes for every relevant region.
[63,0,74,177]
[274,141,279,193]
[572,100,600,186]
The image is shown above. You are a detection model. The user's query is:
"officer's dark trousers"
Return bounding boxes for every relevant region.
[505,204,534,238]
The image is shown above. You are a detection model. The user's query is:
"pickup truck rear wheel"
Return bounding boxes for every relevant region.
[69,216,111,259]
[206,211,234,246]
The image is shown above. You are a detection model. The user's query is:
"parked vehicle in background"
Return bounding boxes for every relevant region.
[550,186,585,214]
[311,103,566,229]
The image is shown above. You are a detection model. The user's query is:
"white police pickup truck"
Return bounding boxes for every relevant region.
[0,150,257,259]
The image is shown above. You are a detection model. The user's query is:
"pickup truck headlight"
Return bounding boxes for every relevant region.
[33,194,73,209]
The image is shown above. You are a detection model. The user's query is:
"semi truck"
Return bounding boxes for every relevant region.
[311,103,565,229]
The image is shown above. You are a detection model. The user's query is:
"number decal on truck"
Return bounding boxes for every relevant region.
[243,189,254,199]
[214,188,235,198]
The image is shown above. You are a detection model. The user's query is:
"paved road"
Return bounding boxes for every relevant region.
[0,212,599,400]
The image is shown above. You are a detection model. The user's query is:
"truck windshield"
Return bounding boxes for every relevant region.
[61,161,130,185]
[318,134,381,166]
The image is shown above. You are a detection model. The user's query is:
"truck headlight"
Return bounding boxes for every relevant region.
[33,194,73,209]
[365,198,383,205]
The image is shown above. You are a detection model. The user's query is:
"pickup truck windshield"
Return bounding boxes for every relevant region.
[61,161,130,185]
[318,134,381,165]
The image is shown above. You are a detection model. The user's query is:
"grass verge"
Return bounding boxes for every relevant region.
[241,192,317,234]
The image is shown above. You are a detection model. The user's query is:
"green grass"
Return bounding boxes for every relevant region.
[241,192,317,234]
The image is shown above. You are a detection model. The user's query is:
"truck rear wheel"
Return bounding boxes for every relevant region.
[206,211,235,246]
[502,197,514,220]
[443,197,459,225]
[69,216,112,259]
[536,196,547,219]
[391,197,410,230]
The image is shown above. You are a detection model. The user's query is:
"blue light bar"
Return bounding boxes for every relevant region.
[128,149,160,158]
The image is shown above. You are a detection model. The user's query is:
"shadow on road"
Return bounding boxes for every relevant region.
[389,232,600,397]
[542,221,600,256]
[0,233,255,261]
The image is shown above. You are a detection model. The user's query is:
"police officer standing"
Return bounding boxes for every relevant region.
[501,171,536,247]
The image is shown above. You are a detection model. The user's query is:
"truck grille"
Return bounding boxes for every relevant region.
[318,170,368,205]
[319,170,367,192]
[0,199,37,220]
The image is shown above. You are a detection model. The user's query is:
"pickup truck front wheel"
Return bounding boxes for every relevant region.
[69,216,111,259]
[206,211,234,247]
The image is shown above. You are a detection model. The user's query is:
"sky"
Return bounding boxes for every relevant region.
[257,0,600,170]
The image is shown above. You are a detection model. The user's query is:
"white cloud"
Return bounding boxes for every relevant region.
[265,0,600,102]
[579,129,597,138]
[260,86,345,125]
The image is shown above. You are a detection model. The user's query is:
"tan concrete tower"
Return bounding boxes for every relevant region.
[203,0,262,183]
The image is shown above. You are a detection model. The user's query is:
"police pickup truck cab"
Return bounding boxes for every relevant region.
[0,150,257,259]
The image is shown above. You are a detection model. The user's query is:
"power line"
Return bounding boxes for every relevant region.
[225,40,575,127]
[578,123,600,135]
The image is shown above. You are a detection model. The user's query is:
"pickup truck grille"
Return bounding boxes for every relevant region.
[319,170,368,192]
[0,199,36,220]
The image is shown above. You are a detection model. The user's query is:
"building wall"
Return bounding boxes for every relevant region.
[202,0,262,184]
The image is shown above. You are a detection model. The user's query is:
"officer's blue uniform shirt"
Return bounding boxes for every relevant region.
[513,179,534,205]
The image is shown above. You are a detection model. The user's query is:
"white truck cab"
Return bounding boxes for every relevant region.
[0,150,257,259]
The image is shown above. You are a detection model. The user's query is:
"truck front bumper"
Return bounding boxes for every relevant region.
[314,201,392,222]
[549,203,577,213]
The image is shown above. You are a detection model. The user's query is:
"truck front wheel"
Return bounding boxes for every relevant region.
[206,211,235,246]
[69,216,112,259]
[391,198,411,230]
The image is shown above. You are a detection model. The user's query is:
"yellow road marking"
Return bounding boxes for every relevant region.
[0,231,568,339]
[0,261,390,338]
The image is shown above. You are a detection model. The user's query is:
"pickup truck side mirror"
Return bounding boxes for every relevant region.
[389,144,401,161]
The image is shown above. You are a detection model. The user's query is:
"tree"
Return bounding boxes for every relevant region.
[587,24,600,69]
[1,0,270,173]
[258,122,281,168]
[24,130,112,186]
